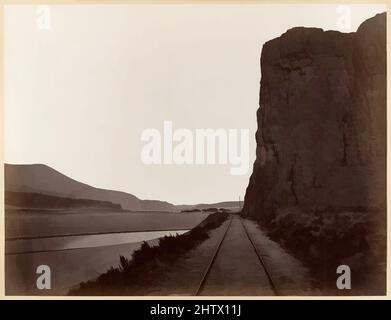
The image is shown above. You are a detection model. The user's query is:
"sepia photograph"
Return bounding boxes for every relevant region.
[2,2,387,297]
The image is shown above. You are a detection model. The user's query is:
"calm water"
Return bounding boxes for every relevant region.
[5,210,205,294]
[6,229,189,254]
[6,210,206,239]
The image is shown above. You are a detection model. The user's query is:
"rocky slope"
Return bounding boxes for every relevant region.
[5,164,175,212]
[242,13,386,294]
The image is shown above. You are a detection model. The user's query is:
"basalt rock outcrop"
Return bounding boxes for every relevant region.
[243,13,386,294]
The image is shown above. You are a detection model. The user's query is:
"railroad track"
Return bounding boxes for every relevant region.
[194,215,279,296]
[240,218,279,295]
[194,217,233,295]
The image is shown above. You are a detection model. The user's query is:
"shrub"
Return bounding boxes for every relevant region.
[69,212,228,295]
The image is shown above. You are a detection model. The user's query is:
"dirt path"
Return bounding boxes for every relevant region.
[146,219,231,296]
[242,219,318,295]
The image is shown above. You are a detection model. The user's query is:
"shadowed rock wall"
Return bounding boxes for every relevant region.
[243,13,386,294]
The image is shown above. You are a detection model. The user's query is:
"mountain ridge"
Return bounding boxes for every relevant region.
[5,163,240,212]
[5,163,175,212]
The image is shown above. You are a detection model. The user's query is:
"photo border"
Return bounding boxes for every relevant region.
[0,0,389,300]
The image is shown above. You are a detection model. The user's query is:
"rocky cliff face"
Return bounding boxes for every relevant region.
[243,13,386,293]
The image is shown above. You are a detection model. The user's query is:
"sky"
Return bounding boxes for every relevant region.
[4,4,386,204]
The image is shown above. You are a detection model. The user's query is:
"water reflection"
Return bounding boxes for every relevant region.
[6,230,189,254]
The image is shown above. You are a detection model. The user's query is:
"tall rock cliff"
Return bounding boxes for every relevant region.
[243,13,386,293]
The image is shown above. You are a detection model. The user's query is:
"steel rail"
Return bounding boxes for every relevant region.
[240,218,279,295]
[194,216,233,296]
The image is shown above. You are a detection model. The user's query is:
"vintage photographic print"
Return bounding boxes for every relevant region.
[2,3,387,297]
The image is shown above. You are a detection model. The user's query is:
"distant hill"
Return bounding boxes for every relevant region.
[5,164,175,212]
[5,191,122,210]
[176,201,242,211]
[5,163,241,213]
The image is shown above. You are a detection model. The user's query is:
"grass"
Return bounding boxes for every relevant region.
[68,211,228,295]
[250,206,386,295]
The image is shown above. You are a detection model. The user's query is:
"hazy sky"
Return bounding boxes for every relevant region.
[4,4,386,204]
